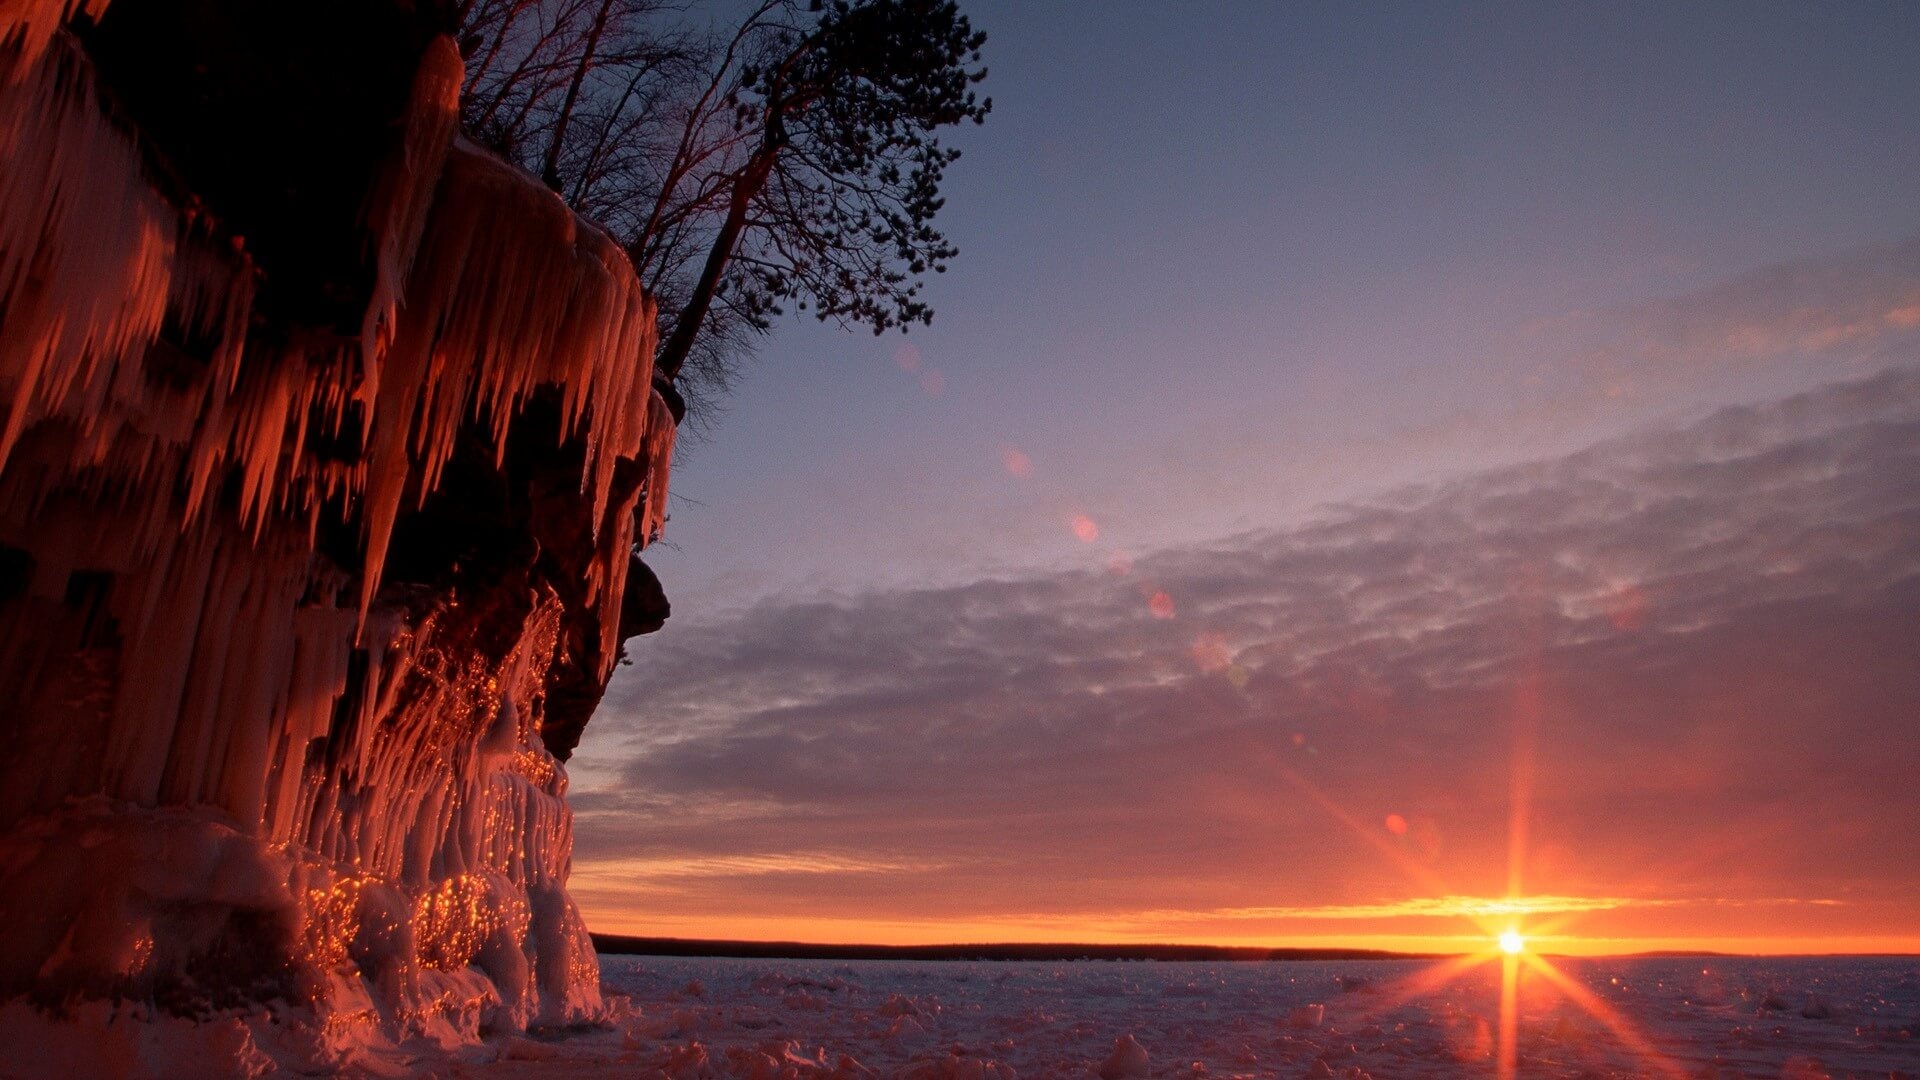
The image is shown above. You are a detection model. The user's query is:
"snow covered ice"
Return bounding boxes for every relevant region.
[559,954,1919,1080]
[8,953,1881,1079]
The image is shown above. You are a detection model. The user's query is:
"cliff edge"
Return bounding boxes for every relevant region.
[0,0,674,1064]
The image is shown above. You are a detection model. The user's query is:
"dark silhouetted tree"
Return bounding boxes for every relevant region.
[457,0,988,431]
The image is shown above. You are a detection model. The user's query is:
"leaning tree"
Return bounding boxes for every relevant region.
[457,0,990,429]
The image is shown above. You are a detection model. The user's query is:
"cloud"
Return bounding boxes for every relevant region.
[580,368,1920,943]
[583,853,949,879]
[1135,895,1845,923]
[1513,236,1920,392]
[989,895,1849,931]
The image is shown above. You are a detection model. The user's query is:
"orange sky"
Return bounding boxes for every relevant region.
[577,907,1920,958]
[573,851,1920,957]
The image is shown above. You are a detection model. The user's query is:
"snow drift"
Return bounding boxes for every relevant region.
[0,0,674,1063]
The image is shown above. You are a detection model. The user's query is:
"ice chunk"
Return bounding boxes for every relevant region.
[900,1052,1014,1080]
[664,1040,717,1080]
[1098,1033,1152,1079]
[887,1015,930,1042]
[880,992,938,1017]
[500,1036,559,1061]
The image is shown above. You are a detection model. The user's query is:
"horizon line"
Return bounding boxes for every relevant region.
[589,933,1918,963]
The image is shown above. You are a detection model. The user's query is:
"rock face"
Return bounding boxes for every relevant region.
[0,0,673,1053]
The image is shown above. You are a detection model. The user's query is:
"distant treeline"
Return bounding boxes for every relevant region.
[589,935,1447,962]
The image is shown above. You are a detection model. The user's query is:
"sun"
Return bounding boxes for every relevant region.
[1498,929,1525,955]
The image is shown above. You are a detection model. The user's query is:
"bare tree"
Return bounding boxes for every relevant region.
[457,0,988,433]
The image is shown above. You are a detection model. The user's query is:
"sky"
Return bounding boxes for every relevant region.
[574,2,1920,954]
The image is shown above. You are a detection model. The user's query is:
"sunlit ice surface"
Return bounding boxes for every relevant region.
[578,953,1920,1078]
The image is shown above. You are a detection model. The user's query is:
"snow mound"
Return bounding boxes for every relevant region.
[1097,1033,1151,1079]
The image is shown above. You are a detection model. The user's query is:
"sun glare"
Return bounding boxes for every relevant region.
[1498,929,1525,955]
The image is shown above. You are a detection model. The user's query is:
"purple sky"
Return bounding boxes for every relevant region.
[576,3,1920,950]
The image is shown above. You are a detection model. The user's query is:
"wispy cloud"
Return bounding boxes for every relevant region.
[1177,896,1681,921]
[578,853,950,879]
[976,896,1851,935]
[579,367,1920,944]
[1135,896,1847,923]
[1509,237,1920,394]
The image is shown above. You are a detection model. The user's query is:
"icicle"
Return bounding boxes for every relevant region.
[0,0,112,73]
[640,387,678,547]
[0,35,177,472]
[357,35,464,403]
[0,20,661,1045]
[355,139,656,623]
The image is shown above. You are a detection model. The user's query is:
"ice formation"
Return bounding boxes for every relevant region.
[1097,1033,1152,1079]
[556,955,1920,1079]
[0,0,675,1066]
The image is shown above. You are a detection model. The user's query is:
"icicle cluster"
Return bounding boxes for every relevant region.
[0,11,675,1054]
[358,133,660,627]
[0,0,109,68]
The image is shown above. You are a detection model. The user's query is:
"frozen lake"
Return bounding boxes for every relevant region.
[478,953,1920,1079]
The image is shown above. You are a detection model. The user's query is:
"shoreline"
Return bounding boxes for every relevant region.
[591,935,1440,962]
[591,935,1918,962]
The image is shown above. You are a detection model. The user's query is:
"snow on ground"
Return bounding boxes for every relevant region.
[447,954,1920,1079]
[3,954,1913,1078]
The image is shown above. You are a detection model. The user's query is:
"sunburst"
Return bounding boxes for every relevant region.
[1280,628,1688,1079]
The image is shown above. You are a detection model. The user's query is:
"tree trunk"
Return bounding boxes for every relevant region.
[653,143,775,384]
[540,0,615,192]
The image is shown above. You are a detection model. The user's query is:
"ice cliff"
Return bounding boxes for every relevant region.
[0,0,675,1062]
